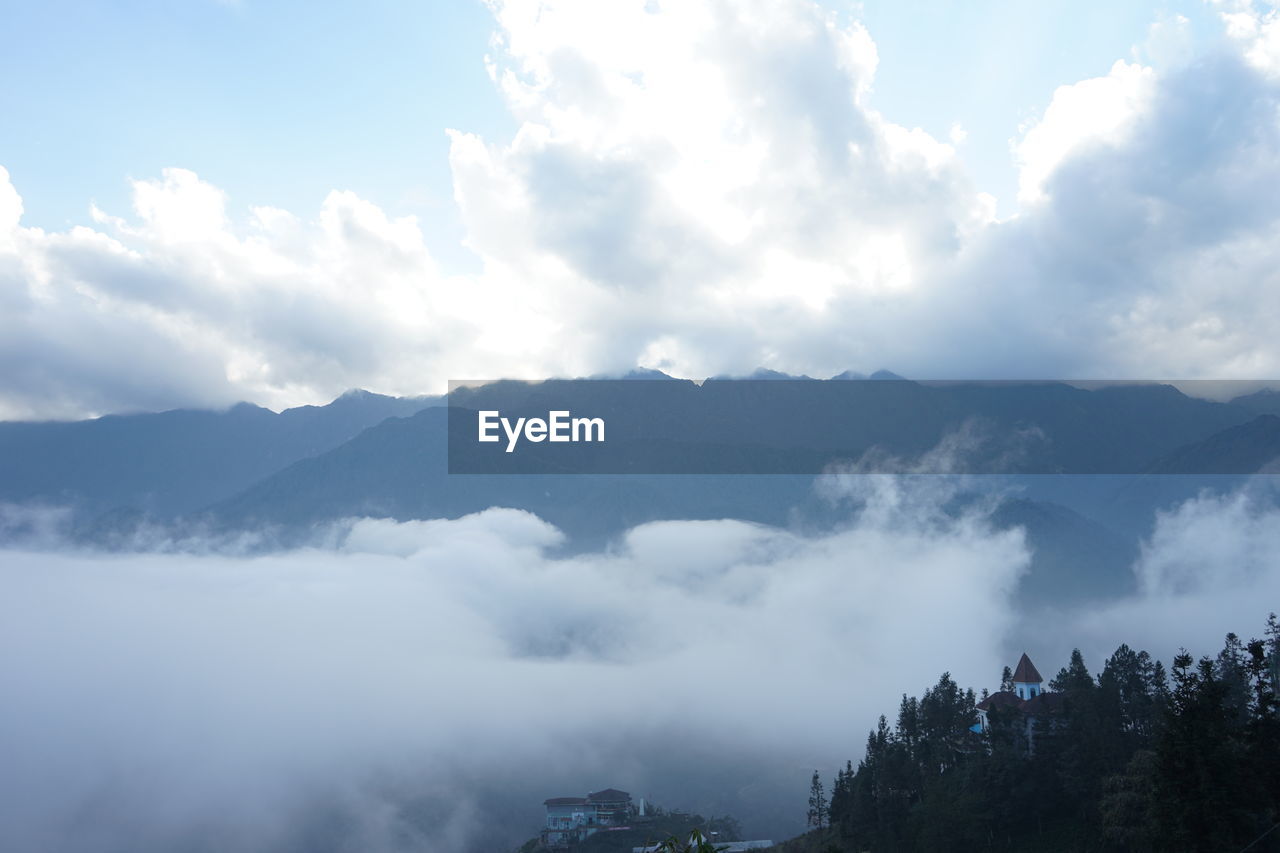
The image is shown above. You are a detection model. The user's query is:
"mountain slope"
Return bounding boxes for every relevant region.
[0,390,437,517]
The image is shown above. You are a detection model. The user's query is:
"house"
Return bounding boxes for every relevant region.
[541,788,634,849]
[634,842,773,852]
[973,653,1065,746]
[586,788,633,825]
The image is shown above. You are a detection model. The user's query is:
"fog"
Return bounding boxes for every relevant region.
[1,476,1277,851]
[1052,480,1280,667]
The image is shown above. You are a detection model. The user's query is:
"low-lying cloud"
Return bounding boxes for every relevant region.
[0,478,1028,852]
[4,474,1279,850]
[1057,479,1280,664]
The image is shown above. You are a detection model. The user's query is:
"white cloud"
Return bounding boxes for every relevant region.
[1013,60,1157,206]
[1214,0,1280,76]
[6,0,1280,417]
[0,489,1028,851]
[1051,481,1280,670]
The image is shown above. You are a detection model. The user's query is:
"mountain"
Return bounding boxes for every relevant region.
[3,378,1273,608]
[0,390,437,517]
[203,406,818,550]
[1228,386,1280,416]
[1090,414,1280,535]
[445,379,1257,474]
[1143,413,1280,474]
[990,498,1139,603]
[202,407,1137,605]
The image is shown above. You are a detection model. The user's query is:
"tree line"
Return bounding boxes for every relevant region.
[799,616,1280,852]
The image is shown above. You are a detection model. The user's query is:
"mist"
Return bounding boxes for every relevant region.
[2,474,1277,851]
[0,477,1026,852]
[1050,480,1280,668]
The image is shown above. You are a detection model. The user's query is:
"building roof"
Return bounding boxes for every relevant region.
[587,788,631,803]
[976,690,1024,711]
[976,688,1064,717]
[1011,653,1043,684]
[544,797,589,806]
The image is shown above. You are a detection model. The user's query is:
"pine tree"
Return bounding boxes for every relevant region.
[828,760,854,828]
[807,770,828,829]
[1051,648,1095,694]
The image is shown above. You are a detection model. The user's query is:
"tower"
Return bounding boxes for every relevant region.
[1011,652,1043,700]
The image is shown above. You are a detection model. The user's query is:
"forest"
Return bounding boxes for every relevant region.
[784,616,1280,852]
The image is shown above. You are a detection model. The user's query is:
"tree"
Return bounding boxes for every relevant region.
[652,828,726,852]
[1000,665,1014,693]
[1051,648,1095,694]
[827,760,854,828]
[1099,750,1158,852]
[1153,650,1250,850]
[803,618,1280,853]
[807,770,828,829]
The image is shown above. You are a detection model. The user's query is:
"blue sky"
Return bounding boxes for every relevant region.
[0,0,510,268]
[1,0,1217,267]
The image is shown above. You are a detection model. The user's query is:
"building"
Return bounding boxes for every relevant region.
[634,843,773,852]
[586,788,633,825]
[973,653,1065,746]
[541,788,634,849]
[1011,653,1043,700]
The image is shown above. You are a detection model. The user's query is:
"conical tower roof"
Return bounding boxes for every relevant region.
[1011,653,1042,684]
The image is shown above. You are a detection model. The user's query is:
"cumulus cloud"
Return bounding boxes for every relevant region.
[5,0,1280,416]
[0,165,495,419]
[0,0,984,417]
[0,485,1029,852]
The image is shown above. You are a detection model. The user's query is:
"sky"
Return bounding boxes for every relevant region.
[1,0,1219,239]
[5,0,1280,419]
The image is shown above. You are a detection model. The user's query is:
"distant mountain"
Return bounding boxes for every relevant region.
[446,379,1256,474]
[990,498,1138,603]
[3,378,1275,609]
[1087,414,1280,535]
[1228,387,1280,416]
[203,406,817,549]
[1144,413,1280,474]
[0,390,437,517]
[202,406,1139,605]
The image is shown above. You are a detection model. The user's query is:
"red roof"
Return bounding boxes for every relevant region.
[976,690,1023,711]
[1011,653,1043,684]
[976,688,1064,716]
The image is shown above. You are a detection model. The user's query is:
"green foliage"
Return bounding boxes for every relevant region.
[814,615,1280,852]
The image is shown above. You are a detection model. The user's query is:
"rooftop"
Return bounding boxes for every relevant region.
[544,797,589,806]
[1011,653,1043,685]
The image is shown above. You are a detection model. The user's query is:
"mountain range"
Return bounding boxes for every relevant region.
[3,376,1279,607]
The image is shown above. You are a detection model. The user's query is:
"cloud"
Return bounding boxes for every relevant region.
[0,487,1029,851]
[1013,60,1157,206]
[5,1,1280,417]
[1024,479,1280,679]
[1215,0,1280,76]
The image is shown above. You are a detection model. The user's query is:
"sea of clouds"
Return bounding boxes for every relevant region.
[2,475,1278,851]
